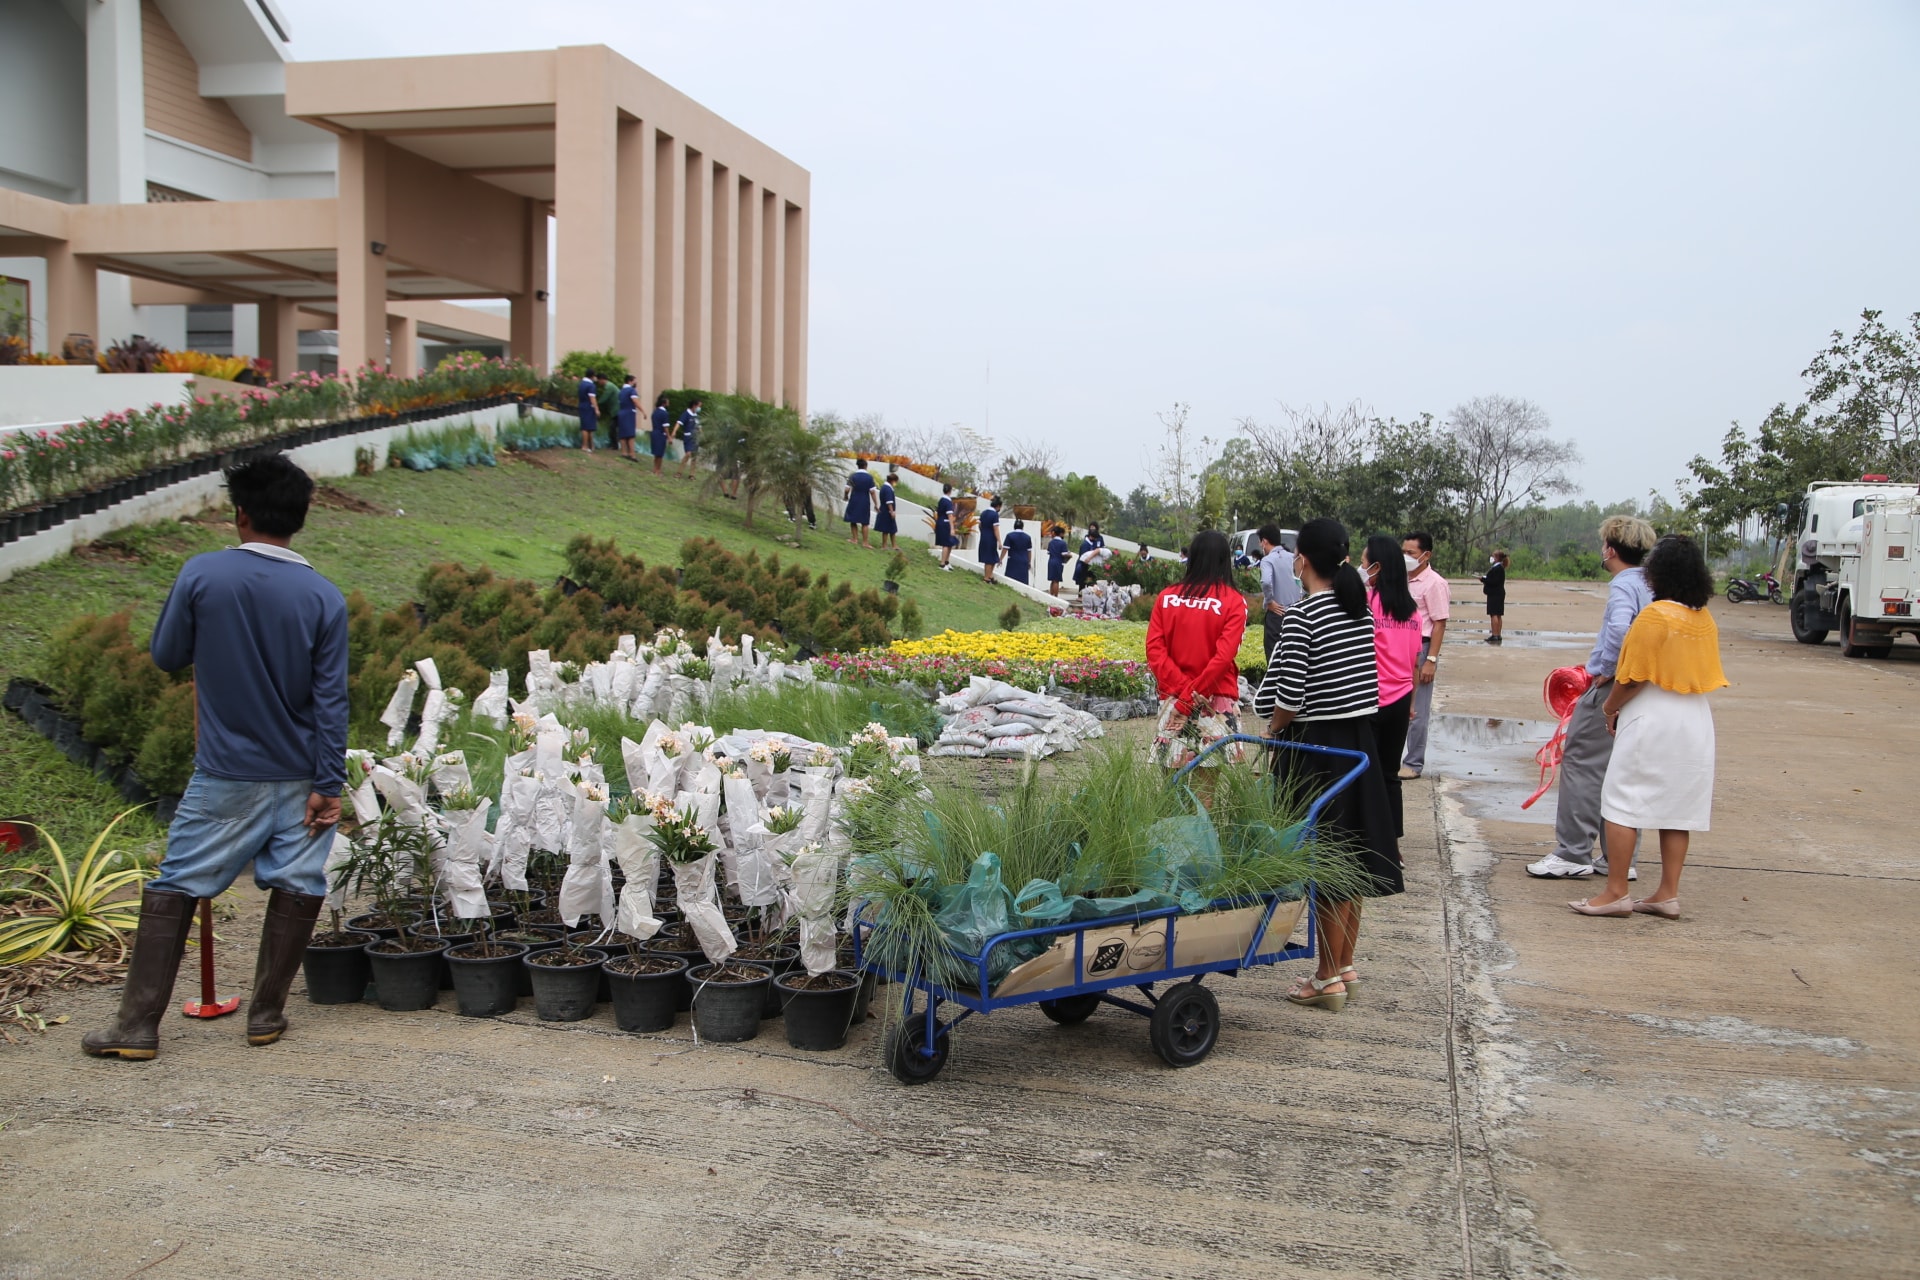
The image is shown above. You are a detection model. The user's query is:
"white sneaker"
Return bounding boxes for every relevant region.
[1526,854,1597,878]
[1595,864,1639,881]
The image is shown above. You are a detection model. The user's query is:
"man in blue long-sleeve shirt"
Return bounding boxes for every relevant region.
[85,454,348,1060]
[1527,515,1657,880]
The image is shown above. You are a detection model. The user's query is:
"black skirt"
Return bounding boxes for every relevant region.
[1270,716,1405,900]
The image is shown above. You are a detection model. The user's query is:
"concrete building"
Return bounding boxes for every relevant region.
[0,0,809,408]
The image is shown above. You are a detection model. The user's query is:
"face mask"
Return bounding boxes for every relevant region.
[1404,555,1421,573]
[1489,557,1497,565]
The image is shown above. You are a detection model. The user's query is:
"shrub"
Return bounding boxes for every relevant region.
[1121,594,1154,622]
[999,604,1023,631]
[554,349,632,385]
[134,682,198,793]
[885,550,910,582]
[897,598,924,638]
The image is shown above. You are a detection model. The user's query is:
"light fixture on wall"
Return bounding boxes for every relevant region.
[370,241,387,256]
[535,289,548,302]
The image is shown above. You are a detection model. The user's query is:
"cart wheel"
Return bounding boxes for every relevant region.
[1148,982,1219,1067]
[1039,993,1103,1025]
[887,1018,950,1084]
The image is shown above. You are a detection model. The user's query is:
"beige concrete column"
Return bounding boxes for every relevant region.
[336,132,389,372]
[614,118,653,381]
[760,187,782,403]
[257,297,301,380]
[389,313,420,377]
[45,243,98,357]
[510,198,550,372]
[651,132,685,394]
[709,164,736,395]
[682,149,711,390]
[737,177,761,397]
[783,201,808,417]
[554,46,618,358]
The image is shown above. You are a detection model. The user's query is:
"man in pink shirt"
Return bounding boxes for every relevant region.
[1399,531,1450,779]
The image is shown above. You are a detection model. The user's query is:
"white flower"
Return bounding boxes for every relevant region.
[808,744,837,768]
[581,781,608,803]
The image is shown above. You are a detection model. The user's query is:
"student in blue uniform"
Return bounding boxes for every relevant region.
[874,472,900,549]
[1004,518,1033,585]
[935,483,959,571]
[674,397,702,479]
[649,394,671,474]
[577,371,598,451]
[614,375,639,458]
[977,496,1003,584]
[1074,521,1107,587]
[843,457,876,548]
[1046,524,1070,597]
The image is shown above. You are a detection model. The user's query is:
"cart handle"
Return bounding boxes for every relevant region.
[1171,734,1372,835]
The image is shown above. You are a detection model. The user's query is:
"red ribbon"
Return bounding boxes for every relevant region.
[1520,666,1592,810]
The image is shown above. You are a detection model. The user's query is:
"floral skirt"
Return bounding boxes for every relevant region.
[1149,695,1244,769]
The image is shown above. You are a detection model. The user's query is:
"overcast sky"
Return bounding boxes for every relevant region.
[286,1,1920,505]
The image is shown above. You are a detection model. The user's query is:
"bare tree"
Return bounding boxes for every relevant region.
[1448,394,1579,564]
[1146,402,1211,534]
[1237,401,1372,475]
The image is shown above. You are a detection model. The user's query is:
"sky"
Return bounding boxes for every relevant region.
[284,1,1920,505]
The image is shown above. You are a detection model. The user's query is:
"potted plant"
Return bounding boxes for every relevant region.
[524,934,603,1021]
[603,933,688,1034]
[649,802,767,1042]
[335,820,446,1011]
[303,904,377,1005]
[445,930,528,1017]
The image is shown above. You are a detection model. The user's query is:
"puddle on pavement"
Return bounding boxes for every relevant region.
[1424,713,1558,825]
[1457,628,1594,650]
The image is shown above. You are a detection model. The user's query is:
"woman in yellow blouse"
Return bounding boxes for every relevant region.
[1570,535,1727,920]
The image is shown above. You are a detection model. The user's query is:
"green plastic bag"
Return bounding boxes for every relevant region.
[1145,814,1225,912]
[934,851,1020,981]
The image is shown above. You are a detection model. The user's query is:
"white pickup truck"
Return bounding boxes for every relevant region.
[1789,479,1920,657]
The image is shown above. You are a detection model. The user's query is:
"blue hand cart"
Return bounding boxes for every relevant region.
[850,735,1371,1083]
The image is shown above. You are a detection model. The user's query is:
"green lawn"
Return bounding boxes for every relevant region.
[0,448,1012,857]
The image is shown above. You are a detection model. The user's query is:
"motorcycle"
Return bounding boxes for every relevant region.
[1725,571,1783,605]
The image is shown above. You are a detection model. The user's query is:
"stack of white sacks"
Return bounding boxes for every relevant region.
[327,628,917,981]
[924,675,1106,760]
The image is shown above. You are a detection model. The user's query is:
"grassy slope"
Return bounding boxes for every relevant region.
[0,448,1012,855]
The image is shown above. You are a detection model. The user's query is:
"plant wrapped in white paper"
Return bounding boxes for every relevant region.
[471,669,511,726]
[608,794,666,941]
[438,789,493,919]
[378,671,420,748]
[785,841,843,976]
[650,804,735,963]
[557,782,615,928]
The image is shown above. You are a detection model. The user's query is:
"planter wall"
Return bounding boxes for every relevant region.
[0,400,568,583]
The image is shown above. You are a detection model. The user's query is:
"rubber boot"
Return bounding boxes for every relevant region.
[246,888,325,1046]
[81,888,195,1060]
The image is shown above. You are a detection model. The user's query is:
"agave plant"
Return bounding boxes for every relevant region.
[0,810,154,965]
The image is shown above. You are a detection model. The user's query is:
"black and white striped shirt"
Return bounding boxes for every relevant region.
[1253,590,1379,721]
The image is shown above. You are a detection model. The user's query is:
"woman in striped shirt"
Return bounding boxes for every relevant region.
[1254,517,1405,1012]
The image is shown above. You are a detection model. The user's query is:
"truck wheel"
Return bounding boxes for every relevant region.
[1791,592,1829,645]
[1837,604,1889,658]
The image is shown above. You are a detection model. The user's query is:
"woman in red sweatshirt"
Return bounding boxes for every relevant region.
[1145,529,1249,771]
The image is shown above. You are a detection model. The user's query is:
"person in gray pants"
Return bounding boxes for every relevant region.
[1528,514,1658,879]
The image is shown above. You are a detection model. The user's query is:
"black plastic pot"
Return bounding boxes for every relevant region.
[59,495,82,522]
[605,954,688,1033]
[2,677,41,712]
[688,962,772,1043]
[302,931,377,1004]
[734,943,798,1018]
[116,767,151,804]
[365,939,446,1011]
[346,910,420,941]
[774,970,862,1051]
[408,923,475,990]
[447,941,527,1016]
[496,927,564,996]
[525,950,603,1021]
[647,934,705,1012]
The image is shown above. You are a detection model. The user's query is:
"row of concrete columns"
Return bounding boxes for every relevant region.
[551,46,808,406]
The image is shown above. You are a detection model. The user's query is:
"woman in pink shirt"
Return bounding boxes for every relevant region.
[1363,535,1423,838]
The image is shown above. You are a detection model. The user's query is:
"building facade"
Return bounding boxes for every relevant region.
[0,0,809,408]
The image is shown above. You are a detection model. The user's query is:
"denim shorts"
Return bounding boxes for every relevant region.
[148,773,334,899]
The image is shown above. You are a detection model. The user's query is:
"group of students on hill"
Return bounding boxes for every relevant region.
[841,461,1109,598]
[575,372,704,481]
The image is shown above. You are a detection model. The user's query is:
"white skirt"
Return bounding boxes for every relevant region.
[1601,684,1715,831]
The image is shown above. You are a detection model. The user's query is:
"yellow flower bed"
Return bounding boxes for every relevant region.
[888,630,1112,662]
[1046,617,1267,672]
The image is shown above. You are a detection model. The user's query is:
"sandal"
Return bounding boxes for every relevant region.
[1287,974,1347,1012]
[1339,966,1359,991]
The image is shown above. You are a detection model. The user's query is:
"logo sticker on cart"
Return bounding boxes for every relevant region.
[1089,941,1126,974]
